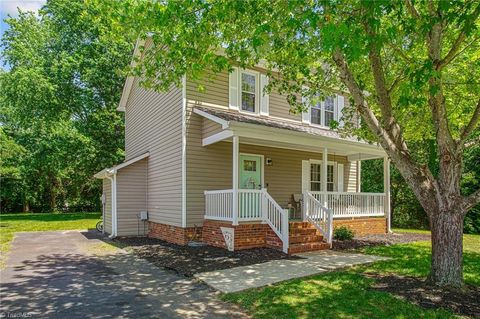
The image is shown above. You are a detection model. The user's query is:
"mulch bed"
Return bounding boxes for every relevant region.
[113,237,301,277]
[366,273,480,318]
[332,232,431,250]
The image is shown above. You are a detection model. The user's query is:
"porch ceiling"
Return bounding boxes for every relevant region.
[194,107,386,159]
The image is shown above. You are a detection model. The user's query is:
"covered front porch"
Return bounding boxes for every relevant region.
[194,107,391,253]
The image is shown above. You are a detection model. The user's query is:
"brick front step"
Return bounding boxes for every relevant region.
[288,241,330,254]
[289,227,319,236]
[289,234,324,244]
[289,221,314,229]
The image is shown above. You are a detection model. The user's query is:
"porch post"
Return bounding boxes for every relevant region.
[232,135,239,225]
[383,156,391,233]
[322,147,328,207]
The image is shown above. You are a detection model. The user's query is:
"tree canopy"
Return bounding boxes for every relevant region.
[0,0,134,212]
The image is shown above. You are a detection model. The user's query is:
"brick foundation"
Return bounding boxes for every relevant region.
[148,221,202,245]
[202,220,283,250]
[333,217,387,236]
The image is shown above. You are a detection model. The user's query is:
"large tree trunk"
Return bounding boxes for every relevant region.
[429,209,464,287]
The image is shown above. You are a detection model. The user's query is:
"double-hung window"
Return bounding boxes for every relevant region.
[310,96,336,127]
[310,163,334,192]
[241,72,258,113]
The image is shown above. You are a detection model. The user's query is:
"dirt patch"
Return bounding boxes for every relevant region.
[333,232,430,251]
[366,274,480,318]
[114,237,302,277]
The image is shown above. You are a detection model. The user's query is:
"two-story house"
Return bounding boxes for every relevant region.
[95,39,391,254]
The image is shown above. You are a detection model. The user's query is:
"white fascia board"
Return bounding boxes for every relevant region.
[117,39,146,112]
[229,122,386,156]
[113,152,150,172]
[192,108,230,129]
[202,130,234,146]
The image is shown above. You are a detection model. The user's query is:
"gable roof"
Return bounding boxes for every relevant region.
[117,39,146,112]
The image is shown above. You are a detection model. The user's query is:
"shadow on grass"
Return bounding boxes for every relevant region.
[360,242,480,286]
[0,212,101,223]
[223,271,453,319]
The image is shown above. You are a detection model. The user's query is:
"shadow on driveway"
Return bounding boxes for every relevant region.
[0,230,248,319]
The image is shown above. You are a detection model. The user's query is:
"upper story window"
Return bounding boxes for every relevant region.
[241,72,257,113]
[302,94,344,128]
[229,67,269,115]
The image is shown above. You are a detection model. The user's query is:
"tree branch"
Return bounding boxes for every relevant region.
[463,188,480,211]
[332,49,439,214]
[460,99,480,142]
[405,0,420,19]
[437,4,480,69]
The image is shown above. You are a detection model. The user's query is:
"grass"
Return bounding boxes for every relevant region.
[223,231,480,319]
[0,212,101,268]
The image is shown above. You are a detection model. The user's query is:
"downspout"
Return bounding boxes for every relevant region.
[106,171,117,238]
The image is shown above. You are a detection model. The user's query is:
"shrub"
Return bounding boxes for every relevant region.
[333,226,354,241]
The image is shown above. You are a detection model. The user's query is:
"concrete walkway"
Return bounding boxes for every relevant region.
[0,231,248,319]
[195,250,389,293]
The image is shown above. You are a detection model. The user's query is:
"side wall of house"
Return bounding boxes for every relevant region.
[124,77,183,227]
[102,179,112,234]
[116,158,148,236]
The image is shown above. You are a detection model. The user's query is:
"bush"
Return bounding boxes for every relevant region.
[333,226,354,241]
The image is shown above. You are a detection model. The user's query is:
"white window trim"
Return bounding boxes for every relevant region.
[238,69,260,116]
[303,95,340,129]
[307,159,337,192]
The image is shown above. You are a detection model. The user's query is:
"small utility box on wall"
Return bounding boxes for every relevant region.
[139,211,149,221]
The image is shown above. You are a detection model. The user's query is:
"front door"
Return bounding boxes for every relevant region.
[239,155,263,219]
[239,155,262,189]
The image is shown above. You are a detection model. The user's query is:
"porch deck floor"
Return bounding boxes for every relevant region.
[194,250,389,293]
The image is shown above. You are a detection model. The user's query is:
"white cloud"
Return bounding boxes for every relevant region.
[1,0,46,17]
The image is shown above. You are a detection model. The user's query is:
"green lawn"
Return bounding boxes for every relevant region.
[0,212,101,268]
[223,232,480,319]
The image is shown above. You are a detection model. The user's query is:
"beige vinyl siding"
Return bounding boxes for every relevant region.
[345,161,359,192]
[202,118,223,139]
[185,135,351,226]
[102,179,112,234]
[124,77,183,226]
[116,158,148,236]
[186,71,303,123]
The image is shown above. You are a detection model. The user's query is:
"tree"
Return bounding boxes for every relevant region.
[0,0,133,212]
[112,0,480,287]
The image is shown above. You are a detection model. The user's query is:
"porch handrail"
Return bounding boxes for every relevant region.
[204,189,234,221]
[309,191,385,218]
[204,188,289,253]
[304,192,333,245]
[262,190,289,254]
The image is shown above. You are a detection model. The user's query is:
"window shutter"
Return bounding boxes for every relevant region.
[337,163,344,192]
[229,67,239,110]
[302,160,311,193]
[260,74,269,115]
[337,94,345,127]
[301,89,311,124]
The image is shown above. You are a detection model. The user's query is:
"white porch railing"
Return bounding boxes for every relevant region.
[204,189,289,253]
[310,191,385,218]
[304,192,333,244]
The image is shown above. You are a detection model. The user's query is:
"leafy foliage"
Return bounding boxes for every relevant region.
[0,0,134,212]
[333,226,355,241]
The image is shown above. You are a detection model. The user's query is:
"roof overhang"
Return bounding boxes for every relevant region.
[94,152,150,179]
[193,107,386,159]
[117,39,146,112]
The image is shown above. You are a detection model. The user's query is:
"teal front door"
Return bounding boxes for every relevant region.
[239,155,263,219]
[239,155,262,189]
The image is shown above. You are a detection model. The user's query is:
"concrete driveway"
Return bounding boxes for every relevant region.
[0,231,248,319]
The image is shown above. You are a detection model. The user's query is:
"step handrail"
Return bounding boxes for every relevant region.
[262,190,289,253]
[304,192,333,245]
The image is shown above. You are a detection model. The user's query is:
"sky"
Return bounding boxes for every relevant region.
[1,0,46,68]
